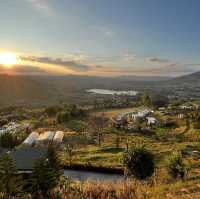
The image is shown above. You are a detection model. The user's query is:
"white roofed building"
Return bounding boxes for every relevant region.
[23,132,39,145]
[53,131,64,144]
[37,131,55,144]
[147,117,158,126]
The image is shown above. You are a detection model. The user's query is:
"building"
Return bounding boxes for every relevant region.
[10,147,47,171]
[23,132,39,145]
[146,117,158,126]
[53,131,64,144]
[37,131,55,144]
[0,147,47,172]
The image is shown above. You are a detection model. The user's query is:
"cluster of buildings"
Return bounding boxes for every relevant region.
[0,122,30,135]
[0,121,64,146]
[0,129,65,173]
[112,109,158,129]
[23,131,64,146]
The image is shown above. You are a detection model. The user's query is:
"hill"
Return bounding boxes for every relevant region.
[0,72,199,105]
[0,75,50,105]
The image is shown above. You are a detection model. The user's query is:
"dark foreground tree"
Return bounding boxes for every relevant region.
[0,133,21,149]
[167,152,186,180]
[47,144,62,170]
[27,158,62,198]
[123,145,155,180]
[0,153,22,198]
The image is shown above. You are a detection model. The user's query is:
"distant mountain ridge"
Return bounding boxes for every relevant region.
[0,72,199,105]
[170,71,200,84]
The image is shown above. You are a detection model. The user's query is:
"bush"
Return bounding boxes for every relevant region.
[167,152,186,180]
[193,121,200,129]
[45,106,62,117]
[0,132,25,149]
[56,111,71,123]
[122,145,155,180]
[66,120,88,132]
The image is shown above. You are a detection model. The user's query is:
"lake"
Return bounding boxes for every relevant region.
[64,169,124,182]
[86,89,138,96]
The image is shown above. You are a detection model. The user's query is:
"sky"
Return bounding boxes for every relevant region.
[0,0,200,76]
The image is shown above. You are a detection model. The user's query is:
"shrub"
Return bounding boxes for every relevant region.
[122,145,155,180]
[167,152,186,180]
[56,111,71,123]
[45,105,62,117]
[66,120,88,132]
[193,121,200,129]
[0,132,25,149]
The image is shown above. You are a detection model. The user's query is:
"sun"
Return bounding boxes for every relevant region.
[0,52,17,67]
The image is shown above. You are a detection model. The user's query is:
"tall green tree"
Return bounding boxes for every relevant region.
[123,145,155,180]
[47,144,62,170]
[27,159,62,199]
[0,153,22,198]
[27,158,62,198]
[141,92,152,108]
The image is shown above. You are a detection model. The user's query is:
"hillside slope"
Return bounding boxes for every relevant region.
[0,75,50,105]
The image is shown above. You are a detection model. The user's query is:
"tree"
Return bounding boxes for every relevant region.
[89,114,108,146]
[122,145,155,180]
[111,128,121,148]
[47,144,62,170]
[141,92,152,108]
[66,120,88,132]
[0,153,22,198]
[27,158,62,198]
[0,133,23,149]
[185,118,191,132]
[56,111,71,124]
[167,152,186,180]
[115,134,120,148]
[45,106,61,117]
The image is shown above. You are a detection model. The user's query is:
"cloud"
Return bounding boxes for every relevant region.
[91,26,114,38]
[147,57,171,63]
[104,31,113,38]
[143,63,200,76]
[26,0,55,16]
[14,65,46,74]
[90,54,135,64]
[20,56,92,72]
[0,64,47,75]
[123,54,136,62]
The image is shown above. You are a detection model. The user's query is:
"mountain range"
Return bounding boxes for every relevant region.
[0,71,199,106]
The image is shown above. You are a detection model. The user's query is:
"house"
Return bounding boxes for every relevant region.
[10,147,47,171]
[53,131,64,144]
[37,131,55,144]
[180,105,193,110]
[23,132,39,146]
[111,117,126,128]
[178,113,185,119]
[146,117,158,126]
[0,147,47,172]
[0,122,30,135]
